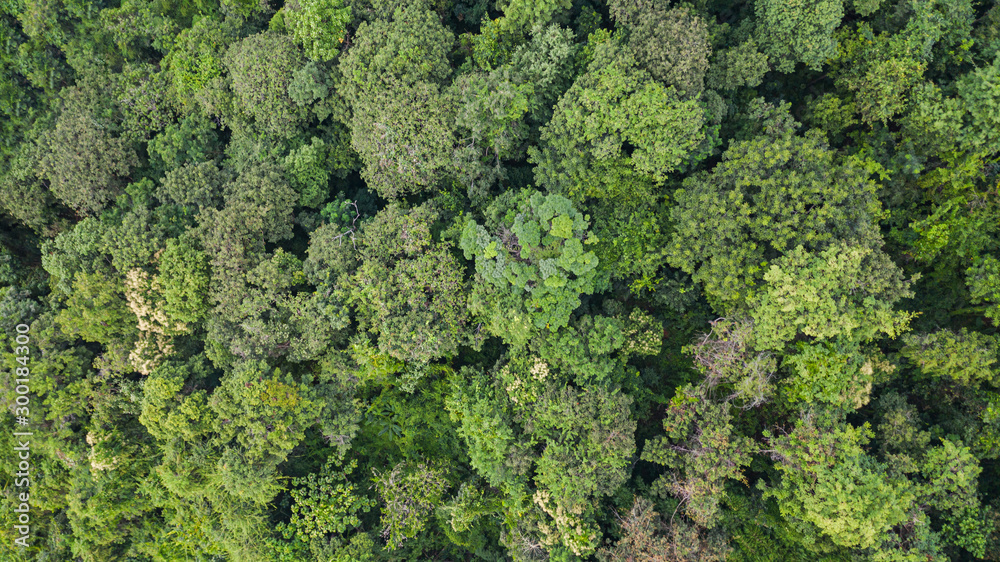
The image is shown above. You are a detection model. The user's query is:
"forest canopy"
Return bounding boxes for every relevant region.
[1,0,1000,560]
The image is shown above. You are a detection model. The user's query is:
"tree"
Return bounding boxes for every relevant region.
[372,461,450,550]
[684,317,776,409]
[917,439,987,558]
[782,341,892,411]
[446,367,526,493]
[206,249,349,364]
[901,328,1000,388]
[0,141,68,236]
[451,24,579,202]
[596,496,729,562]
[609,2,710,98]
[350,202,471,364]
[279,0,352,62]
[164,16,239,109]
[223,31,308,137]
[528,310,662,388]
[705,37,770,91]
[284,136,333,208]
[157,160,229,213]
[527,384,635,556]
[37,88,137,217]
[4,2,1000,560]
[147,111,222,173]
[338,1,453,96]
[460,190,605,346]
[348,78,457,199]
[761,418,917,553]
[334,0,455,200]
[100,179,188,274]
[641,385,754,528]
[748,243,915,351]
[115,62,178,144]
[666,99,886,308]
[530,39,711,201]
[157,236,211,328]
[447,364,637,558]
[200,161,298,277]
[967,255,1000,325]
[140,355,215,444]
[279,455,374,544]
[494,0,572,33]
[55,271,137,351]
[209,360,322,462]
[754,0,844,73]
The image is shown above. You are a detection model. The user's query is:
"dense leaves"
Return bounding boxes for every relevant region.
[2,1,999,560]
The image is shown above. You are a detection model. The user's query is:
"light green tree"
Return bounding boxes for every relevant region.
[530,38,711,201]
[280,0,351,62]
[761,418,917,553]
[901,328,1000,387]
[460,190,605,346]
[748,243,915,351]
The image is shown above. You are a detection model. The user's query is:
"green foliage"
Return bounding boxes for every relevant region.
[0,143,67,236]
[5,2,1000,559]
[158,236,211,327]
[642,385,754,527]
[528,384,635,508]
[336,4,456,198]
[597,495,730,561]
[967,255,1000,325]
[460,190,604,345]
[224,31,308,137]
[755,0,844,73]
[901,328,1000,387]
[761,418,917,552]
[525,310,661,388]
[284,136,331,208]
[708,42,770,91]
[288,60,330,106]
[611,3,710,97]
[148,110,220,172]
[446,367,523,492]
[530,39,711,200]
[115,63,178,143]
[282,456,375,542]
[495,0,571,33]
[209,360,322,462]
[833,23,927,125]
[281,0,351,62]
[350,203,472,363]
[37,88,138,216]
[158,160,228,212]
[453,24,579,202]
[372,461,450,550]
[448,364,637,558]
[338,2,453,95]
[207,247,349,364]
[782,341,891,410]
[748,243,915,351]
[55,271,136,347]
[469,16,522,71]
[164,16,238,106]
[667,100,888,309]
[684,317,777,408]
[348,78,456,199]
